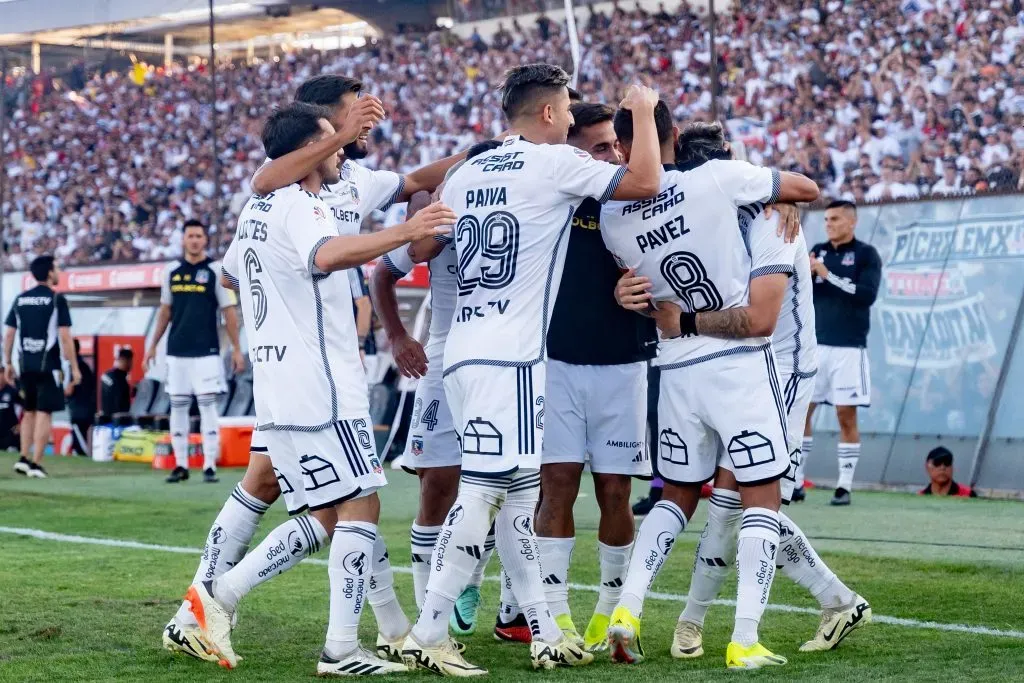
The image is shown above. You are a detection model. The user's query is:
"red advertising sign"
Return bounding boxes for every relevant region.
[22,263,167,293]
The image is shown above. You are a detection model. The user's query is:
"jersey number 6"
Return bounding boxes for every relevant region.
[660,250,723,312]
[456,211,520,296]
[244,248,268,330]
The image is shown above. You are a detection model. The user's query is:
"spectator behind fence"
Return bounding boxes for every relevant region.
[67,338,97,456]
[919,447,976,498]
[0,375,23,452]
[100,348,134,420]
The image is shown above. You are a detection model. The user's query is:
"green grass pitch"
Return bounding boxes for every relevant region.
[1,453,1023,682]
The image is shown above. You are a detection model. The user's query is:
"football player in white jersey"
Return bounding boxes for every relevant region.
[184,103,456,676]
[399,64,664,676]
[617,122,872,660]
[599,104,820,670]
[370,141,505,639]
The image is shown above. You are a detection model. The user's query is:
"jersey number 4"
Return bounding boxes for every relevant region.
[661,251,723,311]
[456,211,520,296]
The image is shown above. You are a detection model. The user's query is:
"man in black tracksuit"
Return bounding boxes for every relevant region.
[803,200,882,506]
[4,255,80,478]
[100,348,135,418]
[67,339,97,456]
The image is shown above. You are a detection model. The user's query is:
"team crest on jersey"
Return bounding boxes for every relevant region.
[349,184,360,203]
[340,161,353,181]
[194,269,210,284]
[313,205,327,222]
[572,148,591,160]
[842,252,856,266]
[369,456,383,474]
[411,438,424,456]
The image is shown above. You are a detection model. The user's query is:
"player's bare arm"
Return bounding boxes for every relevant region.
[221,306,246,374]
[58,325,81,386]
[776,172,820,205]
[608,85,662,200]
[3,326,16,384]
[312,202,456,272]
[369,261,428,379]
[251,95,385,195]
[144,304,172,368]
[652,274,789,339]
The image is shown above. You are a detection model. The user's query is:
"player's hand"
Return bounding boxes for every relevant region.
[4,366,16,386]
[392,333,428,379]
[615,268,653,311]
[619,84,660,112]
[232,349,246,374]
[64,383,74,398]
[71,366,82,387]
[652,300,683,338]
[764,203,801,243]
[809,254,828,278]
[404,202,457,241]
[337,95,385,144]
[143,346,157,370]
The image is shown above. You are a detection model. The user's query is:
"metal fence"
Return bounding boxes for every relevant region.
[800,194,1024,494]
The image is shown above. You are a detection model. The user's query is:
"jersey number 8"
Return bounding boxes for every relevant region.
[660,250,723,312]
[456,211,520,296]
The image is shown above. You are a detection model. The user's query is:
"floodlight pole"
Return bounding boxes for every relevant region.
[709,0,719,122]
[208,0,222,227]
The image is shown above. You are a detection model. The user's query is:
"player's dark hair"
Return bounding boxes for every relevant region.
[467,139,503,160]
[30,255,56,283]
[499,63,570,121]
[262,102,332,160]
[294,74,362,107]
[568,103,615,140]
[567,86,582,103]
[118,348,134,360]
[183,218,207,234]
[826,199,858,213]
[674,121,730,167]
[612,100,674,145]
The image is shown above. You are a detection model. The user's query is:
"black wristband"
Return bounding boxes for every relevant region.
[679,311,698,337]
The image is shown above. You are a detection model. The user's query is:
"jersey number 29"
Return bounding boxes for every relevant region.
[456,211,520,296]
[661,251,723,312]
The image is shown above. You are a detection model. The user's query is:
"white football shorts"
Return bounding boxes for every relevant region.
[811,345,871,407]
[542,359,651,477]
[443,361,544,478]
[777,369,816,503]
[402,363,460,471]
[166,354,228,397]
[260,417,386,515]
[657,345,790,487]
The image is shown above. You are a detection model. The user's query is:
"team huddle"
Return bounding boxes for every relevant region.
[161,64,873,676]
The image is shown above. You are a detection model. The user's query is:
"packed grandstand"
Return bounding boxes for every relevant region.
[1,0,1022,269]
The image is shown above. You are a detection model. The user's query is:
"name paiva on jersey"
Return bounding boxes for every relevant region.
[251,344,287,363]
[455,300,511,322]
[621,184,685,220]
[470,151,525,173]
[465,186,508,208]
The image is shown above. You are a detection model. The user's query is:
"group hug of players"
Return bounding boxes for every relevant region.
[160,64,873,677]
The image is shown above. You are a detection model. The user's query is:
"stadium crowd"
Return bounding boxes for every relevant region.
[1,0,1022,269]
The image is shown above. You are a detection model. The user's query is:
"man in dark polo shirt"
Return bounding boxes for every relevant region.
[144,220,244,484]
[803,200,882,506]
[526,102,658,652]
[4,256,80,478]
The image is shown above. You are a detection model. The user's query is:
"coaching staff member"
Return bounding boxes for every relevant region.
[803,200,882,506]
[4,256,80,478]
[144,219,243,484]
[530,102,659,650]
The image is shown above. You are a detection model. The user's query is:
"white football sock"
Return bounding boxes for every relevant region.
[594,541,632,616]
[732,507,780,647]
[369,532,410,640]
[197,393,220,471]
[796,436,813,489]
[412,476,501,646]
[680,488,741,627]
[778,512,855,609]
[175,484,269,625]
[213,515,328,612]
[498,568,521,621]
[469,522,496,588]
[618,500,686,616]
[494,471,561,643]
[836,442,859,491]
[169,396,191,469]
[536,536,574,619]
[410,523,441,609]
[325,522,376,659]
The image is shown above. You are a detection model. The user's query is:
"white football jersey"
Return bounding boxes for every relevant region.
[750,212,818,377]
[223,184,368,430]
[381,237,457,362]
[322,160,404,236]
[440,135,626,373]
[601,160,784,367]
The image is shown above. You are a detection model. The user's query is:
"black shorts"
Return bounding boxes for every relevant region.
[20,370,66,414]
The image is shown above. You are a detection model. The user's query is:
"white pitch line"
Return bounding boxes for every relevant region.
[3,525,1023,641]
